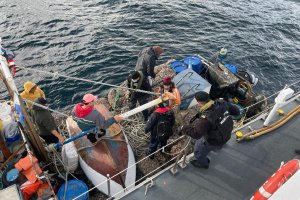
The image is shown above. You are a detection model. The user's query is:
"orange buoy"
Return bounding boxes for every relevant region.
[251,159,300,200]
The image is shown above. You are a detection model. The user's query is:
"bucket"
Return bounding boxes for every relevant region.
[0,102,13,131]
[183,56,203,74]
[4,122,21,143]
[169,60,184,70]
[57,180,88,200]
[174,65,187,74]
[225,64,238,74]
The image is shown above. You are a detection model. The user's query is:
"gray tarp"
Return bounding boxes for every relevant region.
[173,69,211,110]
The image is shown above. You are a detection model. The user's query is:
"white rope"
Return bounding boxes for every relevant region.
[16,66,160,96]
[73,135,186,200]
[23,99,97,127]
[23,99,70,117]
[120,113,149,156]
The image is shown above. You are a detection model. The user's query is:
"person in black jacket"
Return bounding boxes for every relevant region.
[135,46,164,86]
[145,102,175,159]
[181,91,240,169]
[31,97,65,144]
[127,71,151,121]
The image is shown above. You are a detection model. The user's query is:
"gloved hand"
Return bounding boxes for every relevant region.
[87,133,97,143]
[98,129,106,137]
[189,113,200,123]
[178,125,185,136]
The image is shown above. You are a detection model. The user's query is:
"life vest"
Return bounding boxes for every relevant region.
[202,101,233,145]
[130,71,144,89]
[251,159,300,200]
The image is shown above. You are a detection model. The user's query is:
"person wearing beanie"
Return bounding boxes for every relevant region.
[135,46,164,86]
[180,91,240,169]
[20,81,46,109]
[127,71,151,121]
[73,93,123,130]
[31,97,65,144]
[161,76,181,110]
[145,102,175,159]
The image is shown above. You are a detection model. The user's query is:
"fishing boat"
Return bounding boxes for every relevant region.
[108,49,267,126]
[0,53,57,199]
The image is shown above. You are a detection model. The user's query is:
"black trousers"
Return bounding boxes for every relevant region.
[40,134,58,144]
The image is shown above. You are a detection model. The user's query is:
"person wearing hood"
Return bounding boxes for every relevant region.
[31,98,65,144]
[145,102,175,159]
[20,81,45,109]
[135,46,164,86]
[73,93,123,131]
[127,71,151,121]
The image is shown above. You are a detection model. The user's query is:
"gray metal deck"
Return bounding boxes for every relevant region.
[121,97,300,200]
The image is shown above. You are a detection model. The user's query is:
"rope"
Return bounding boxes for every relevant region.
[112,89,120,110]
[240,79,300,112]
[162,136,191,156]
[120,112,149,156]
[23,99,70,118]
[17,66,160,96]
[47,144,78,181]
[23,99,98,127]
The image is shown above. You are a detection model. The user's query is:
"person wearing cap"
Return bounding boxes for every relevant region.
[31,97,65,144]
[180,91,239,169]
[127,71,151,121]
[20,81,46,109]
[73,93,123,130]
[135,46,164,86]
[145,102,175,159]
[160,76,181,110]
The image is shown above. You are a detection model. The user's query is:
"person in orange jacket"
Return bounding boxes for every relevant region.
[159,76,181,111]
[20,81,45,109]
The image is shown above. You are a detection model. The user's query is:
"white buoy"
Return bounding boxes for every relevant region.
[263,88,294,126]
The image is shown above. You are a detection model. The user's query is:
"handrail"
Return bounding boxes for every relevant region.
[73,135,187,199]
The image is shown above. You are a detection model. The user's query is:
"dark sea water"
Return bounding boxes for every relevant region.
[0,0,299,110]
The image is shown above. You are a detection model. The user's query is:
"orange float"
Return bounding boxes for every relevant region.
[251,159,300,200]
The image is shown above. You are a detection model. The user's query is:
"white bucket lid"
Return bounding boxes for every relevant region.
[0,102,11,120]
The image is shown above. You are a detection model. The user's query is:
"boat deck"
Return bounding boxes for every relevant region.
[121,97,300,200]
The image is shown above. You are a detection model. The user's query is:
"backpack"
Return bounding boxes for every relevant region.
[156,113,173,141]
[204,101,233,145]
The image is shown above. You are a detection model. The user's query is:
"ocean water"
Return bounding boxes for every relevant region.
[0,0,299,110]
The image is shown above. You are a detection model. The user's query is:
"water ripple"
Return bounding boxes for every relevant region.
[0,0,299,108]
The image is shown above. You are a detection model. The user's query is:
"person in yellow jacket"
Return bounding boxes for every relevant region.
[20,81,45,109]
